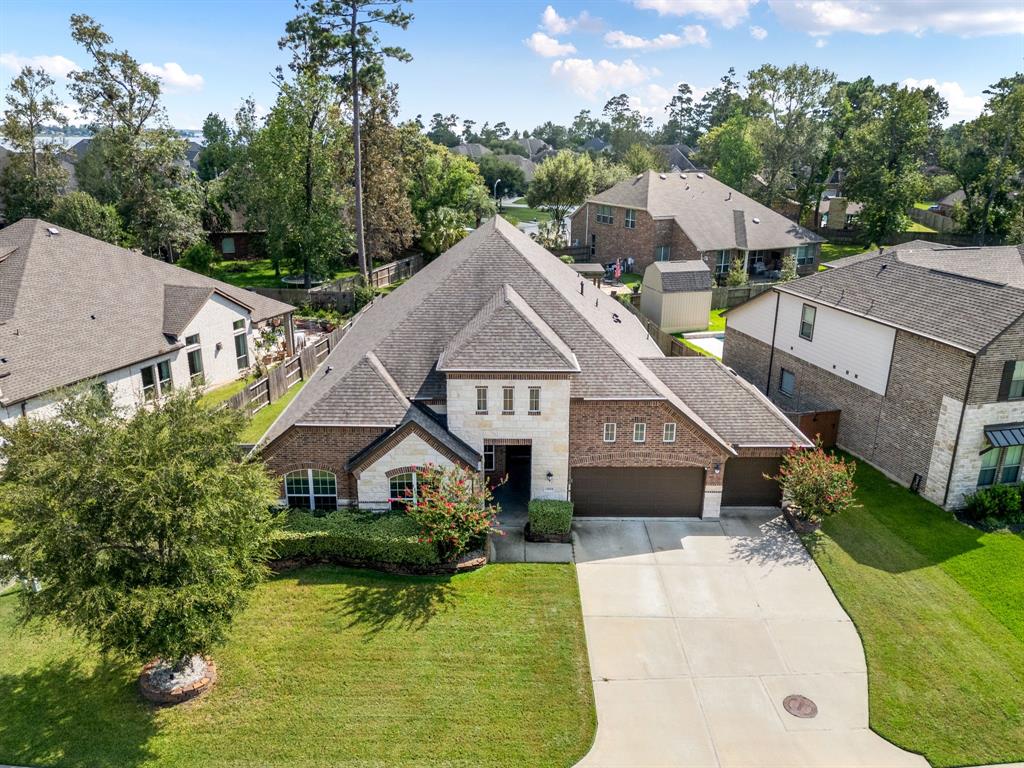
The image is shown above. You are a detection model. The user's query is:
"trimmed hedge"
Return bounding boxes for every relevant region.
[528,499,574,535]
[270,508,440,567]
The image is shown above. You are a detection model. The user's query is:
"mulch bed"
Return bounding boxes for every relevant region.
[139,656,217,706]
[268,549,487,577]
[783,507,820,533]
[524,523,572,544]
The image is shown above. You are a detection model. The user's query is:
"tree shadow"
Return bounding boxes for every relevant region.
[0,656,158,768]
[316,572,458,638]
[723,515,818,569]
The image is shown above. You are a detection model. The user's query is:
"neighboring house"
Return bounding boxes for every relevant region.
[580,137,611,154]
[936,189,966,216]
[0,219,294,424]
[818,197,863,230]
[209,208,265,261]
[723,242,1024,509]
[185,140,203,170]
[650,144,701,173]
[569,170,823,277]
[258,216,808,518]
[517,137,551,159]
[640,261,713,334]
[451,143,492,161]
[494,153,537,183]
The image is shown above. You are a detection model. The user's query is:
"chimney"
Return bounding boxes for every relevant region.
[827,197,848,230]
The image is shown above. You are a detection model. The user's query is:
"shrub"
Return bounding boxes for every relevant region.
[270,508,440,567]
[405,463,500,560]
[528,499,573,535]
[770,444,857,524]
[962,484,1023,526]
[179,241,221,275]
[725,253,749,286]
[352,282,377,311]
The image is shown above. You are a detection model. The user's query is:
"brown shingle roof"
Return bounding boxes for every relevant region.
[584,171,822,252]
[0,219,292,405]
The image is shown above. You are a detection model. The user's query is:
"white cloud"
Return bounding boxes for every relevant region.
[681,25,710,46]
[814,37,827,47]
[750,25,768,39]
[605,30,686,50]
[768,0,1024,37]
[139,62,204,91]
[550,57,655,99]
[902,78,985,125]
[524,32,577,57]
[632,0,756,28]
[0,52,79,78]
[540,5,603,35]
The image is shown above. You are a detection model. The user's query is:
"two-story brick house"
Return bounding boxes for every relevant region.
[259,216,809,518]
[723,242,1024,509]
[569,170,823,278]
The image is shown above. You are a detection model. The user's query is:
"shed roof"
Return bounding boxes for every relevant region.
[645,260,712,293]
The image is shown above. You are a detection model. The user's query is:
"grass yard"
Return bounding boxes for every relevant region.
[239,379,306,444]
[207,258,359,290]
[904,219,938,233]
[807,459,1024,767]
[0,564,595,768]
[819,242,874,263]
[707,308,726,332]
[913,201,937,210]
[197,376,254,409]
[499,207,553,225]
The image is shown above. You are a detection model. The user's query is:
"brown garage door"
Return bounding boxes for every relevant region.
[571,467,704,517]
[722,458,782,507]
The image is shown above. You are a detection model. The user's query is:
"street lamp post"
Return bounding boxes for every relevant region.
[493,178,502,208]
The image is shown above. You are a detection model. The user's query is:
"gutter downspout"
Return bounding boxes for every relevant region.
[942,353,978,509]
[765,291,781,396]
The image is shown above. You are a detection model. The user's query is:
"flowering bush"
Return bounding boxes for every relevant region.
[770,444,857,523]
[403,463,501,561]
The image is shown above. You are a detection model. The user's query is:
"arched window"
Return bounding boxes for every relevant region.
[284,469,338,512]
[389,472,417,511]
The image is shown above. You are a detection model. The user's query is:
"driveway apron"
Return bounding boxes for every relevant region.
[573,514,929,768]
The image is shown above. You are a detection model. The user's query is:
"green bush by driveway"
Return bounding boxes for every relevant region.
[0,564,595,768]
[807,458,1024,767]
[528,499,574,535]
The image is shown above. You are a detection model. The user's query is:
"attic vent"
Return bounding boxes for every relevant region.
[659,173,666,180]
[696,173,704,179]
[46,227,60,236]
[752,217,760,224]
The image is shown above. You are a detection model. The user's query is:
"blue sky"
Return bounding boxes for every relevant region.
[1,1,1022,132]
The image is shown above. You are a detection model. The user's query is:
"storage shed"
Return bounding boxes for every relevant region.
[640,261,713,333]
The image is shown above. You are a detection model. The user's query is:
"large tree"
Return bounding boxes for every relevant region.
[0,390,276,677]
[196,112,237,182]
[526,150,594,233]
[0,66,69,221]
[478,154,527,198]
[68,14,201,257]
[698,114,762,194]
[602,93,653,156]
[282,0,412,280]
[48,190,126,245]
[659,82,700,147]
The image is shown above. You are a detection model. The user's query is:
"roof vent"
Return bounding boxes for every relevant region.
[659,173,666,180]
[680,174,687,179]
[696,173,704,179]
[636,174,643,180]
[46,227,60,236]
[752,217,760,224]
[89,314,96,320]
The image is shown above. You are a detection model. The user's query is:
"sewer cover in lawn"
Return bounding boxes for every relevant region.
[783,694,818,718]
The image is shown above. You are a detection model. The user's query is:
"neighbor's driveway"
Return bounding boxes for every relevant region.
[573,514,928,768]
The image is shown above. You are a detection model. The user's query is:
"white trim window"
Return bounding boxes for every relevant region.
[795,245,814,266]
[483,445,495,472]
[233,319,249,370]
[978,445,1022,487]
[185,333,204,386]
[655,245,670,262]
[141,360,173,401]
[715,250,730,275]
[476,386,488,414]
[633,422,647,443]
[221,236,236,255]
[799,304,816,341]
[603,422,617,443]
[502,386,515,414]
[780,368,796,397]
[663,422,676,443]
[285,469,338,511]
[528,386,541,414]
[624,209,636,229]
[596,205,614,225]
[389,472,417,511]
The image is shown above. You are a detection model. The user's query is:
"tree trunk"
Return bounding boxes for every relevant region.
[979,125,1012,246]
[351,10,369,282]
[304,112,316,290]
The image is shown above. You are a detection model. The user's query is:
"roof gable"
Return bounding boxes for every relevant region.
[437,284,580,372]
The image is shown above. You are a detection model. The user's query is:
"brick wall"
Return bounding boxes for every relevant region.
[569,203,676,270]
[260,425,388,503]
[722,328,773,392]
[569,399,727,485]
[969,313,1024,405]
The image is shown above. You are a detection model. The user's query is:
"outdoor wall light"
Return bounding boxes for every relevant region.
[215,341,223,352]
[546,471,554,481]
[713,463,721,474]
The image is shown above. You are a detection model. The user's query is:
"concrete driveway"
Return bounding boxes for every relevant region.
[573,513,928,768]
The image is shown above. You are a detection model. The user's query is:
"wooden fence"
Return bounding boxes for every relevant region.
[245,253,424,313]
[811,226,1004,247]
[906,207,956,233]
[711,282,775,310]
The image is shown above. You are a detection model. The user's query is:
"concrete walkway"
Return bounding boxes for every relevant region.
[573,514,928,768]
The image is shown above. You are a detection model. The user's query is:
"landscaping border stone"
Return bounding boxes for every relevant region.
[139,657,217,706]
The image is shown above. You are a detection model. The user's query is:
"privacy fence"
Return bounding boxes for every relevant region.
[811,226,1004,248]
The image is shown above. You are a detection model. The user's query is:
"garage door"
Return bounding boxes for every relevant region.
[571,467,704,517]
[721,458,782,507]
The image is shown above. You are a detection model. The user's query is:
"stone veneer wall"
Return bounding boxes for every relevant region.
[354,432,461,509]
[260,425,389,505]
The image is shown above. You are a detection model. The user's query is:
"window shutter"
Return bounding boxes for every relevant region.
[997,361,1015,401]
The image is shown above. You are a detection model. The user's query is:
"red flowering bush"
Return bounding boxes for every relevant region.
[770,443,857,523]
[404,463,501,561]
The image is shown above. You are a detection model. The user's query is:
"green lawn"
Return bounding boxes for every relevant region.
[207,259,359,290]
[499,207,553,225]
[807,459,1024,767]
[707,308,726,332]
[819,242,874,263]
[913,201,937,211]
[905,219,938,233]
[197,376,254,409]
[0,564,595,768]
[239,379,306,444]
